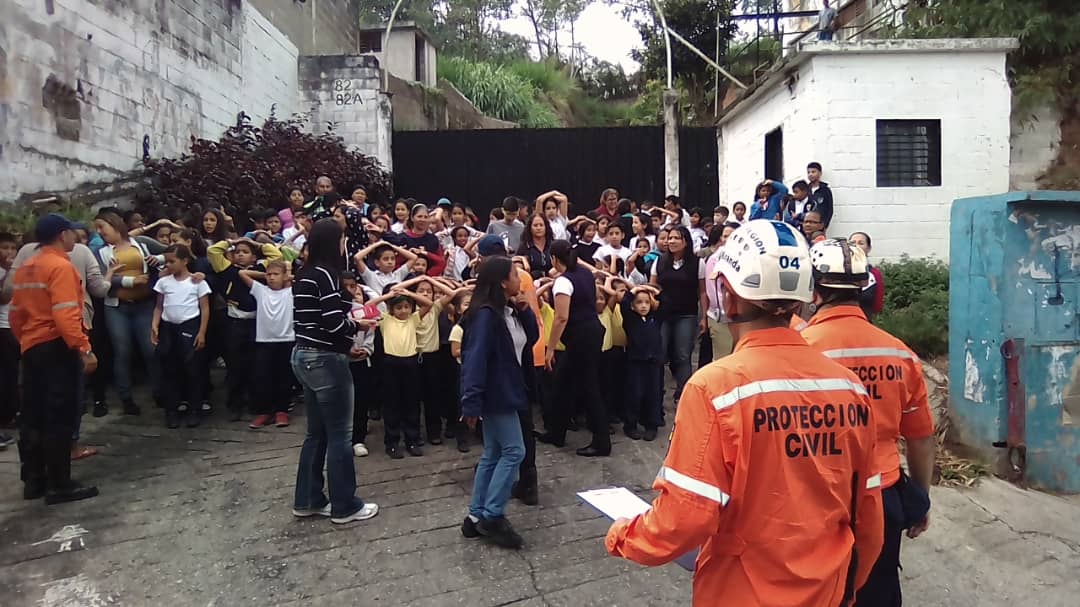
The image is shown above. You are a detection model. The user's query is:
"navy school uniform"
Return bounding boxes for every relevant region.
[621,294,664,431]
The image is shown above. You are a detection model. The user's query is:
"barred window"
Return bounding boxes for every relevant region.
[359,32,383,53]
[875,119,941,187]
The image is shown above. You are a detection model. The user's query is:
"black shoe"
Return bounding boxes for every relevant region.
[201,400,213,414]
[643,427,658,442]
[386,445,404,460]
[92,401,108,418]
[166,410,181,429]
[406,444,423,457]
[428,435,443,446]
[476,516,524,549]
[567,419,580,432]
[444,427,456,439]
[456,436,471,453]
[45,482,99,505]
[534,431,565,448]
[369,409,382,421]
[624,427,643,440]
[511,481,539,506]
[185,409,201,428]
[23,480,46,500]
[461,516,481,539]
[576,446,611,457]
[177,401,190,413]
[122,399,141,416]
[227,409,243,422]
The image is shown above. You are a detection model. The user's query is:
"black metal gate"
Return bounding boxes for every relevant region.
[391,126,718,217]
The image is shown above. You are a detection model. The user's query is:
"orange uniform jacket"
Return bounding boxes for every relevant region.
[606,327,884,607]
[801,305,935,488]
[9,247,90,354]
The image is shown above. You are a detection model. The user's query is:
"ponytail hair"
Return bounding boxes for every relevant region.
[550,239,577,271]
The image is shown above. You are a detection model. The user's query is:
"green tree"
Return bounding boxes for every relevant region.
[895,0,1080,110]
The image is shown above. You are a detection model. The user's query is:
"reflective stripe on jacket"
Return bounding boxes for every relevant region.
[801,305,935,488]
[606,327,883,607]
[10,246,90,354]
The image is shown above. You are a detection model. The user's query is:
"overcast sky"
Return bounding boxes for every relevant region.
[498,3,644,72]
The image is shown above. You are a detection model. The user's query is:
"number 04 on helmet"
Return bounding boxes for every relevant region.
[708,220,813,322]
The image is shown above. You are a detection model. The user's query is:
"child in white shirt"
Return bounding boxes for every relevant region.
[239,260,296,429]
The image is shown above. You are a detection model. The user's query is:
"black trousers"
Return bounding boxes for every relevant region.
[156,318,206,412]
[539,352,562,432]
[350,358,376,444]
[419,348,453,439]
[518,364,538,487]
[253,341,295,414]
[18,339,79,490]
[224,317,256,413]
[382,354,421,447]
[600,347,626,422]
[625,359,663,430]
[854,484,904,607]
[0,328,20,425]
[550,323,610,451]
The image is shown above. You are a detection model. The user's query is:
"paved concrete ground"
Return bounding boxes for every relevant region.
[2,386,1078,606]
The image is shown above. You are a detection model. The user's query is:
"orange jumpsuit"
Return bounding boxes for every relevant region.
[801,305,934,488]
[606,327,884,607]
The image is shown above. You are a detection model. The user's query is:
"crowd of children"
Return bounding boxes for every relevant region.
[0,167,885,462]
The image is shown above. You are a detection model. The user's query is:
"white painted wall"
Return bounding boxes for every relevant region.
[719,41,1014,261]
[365,29,437,87]
[0,0,298,202]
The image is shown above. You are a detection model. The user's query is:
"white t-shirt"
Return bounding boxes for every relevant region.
[250,281,295,342]
[629,235,656,252]
[361,264,410,295]
[0,267,10,329]
[154,274,211,323]
[593,243,632,263]
[549,215,570,241]
[650,257,708,279]
[504,306,527,365]
[553,275,574,297]
[282,227,306,250]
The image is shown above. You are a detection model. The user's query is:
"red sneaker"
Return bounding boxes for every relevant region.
[275,412,290,428]
[249,414,273,429]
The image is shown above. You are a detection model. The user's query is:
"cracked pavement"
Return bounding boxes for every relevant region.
[2,384,1079,606]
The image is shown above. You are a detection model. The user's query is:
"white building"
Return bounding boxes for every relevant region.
[717,38,1018,261]
[358,22,438,88]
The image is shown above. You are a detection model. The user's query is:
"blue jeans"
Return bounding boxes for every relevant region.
[469,411,525,520]
[660,315,697,407]
[291,347,365,518]
[104,300,160,402]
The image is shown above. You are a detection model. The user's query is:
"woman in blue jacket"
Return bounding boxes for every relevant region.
[459,256,539,549]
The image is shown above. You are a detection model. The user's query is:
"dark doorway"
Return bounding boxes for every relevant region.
[764,126,783,182]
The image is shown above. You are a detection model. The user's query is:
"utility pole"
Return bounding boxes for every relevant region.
[714,9,721,117]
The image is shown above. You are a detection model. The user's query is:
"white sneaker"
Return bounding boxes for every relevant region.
[353,443,369,457]
[292,503,332,518]
[331,503,379,524]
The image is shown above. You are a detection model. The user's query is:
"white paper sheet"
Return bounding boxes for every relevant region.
[577,487,653,521]
[578,486,699,572]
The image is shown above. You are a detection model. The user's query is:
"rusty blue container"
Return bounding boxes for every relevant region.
[949,191,1080,493]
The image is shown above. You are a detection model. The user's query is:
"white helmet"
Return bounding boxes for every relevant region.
[809,238,870,289]
[709,219,813,304]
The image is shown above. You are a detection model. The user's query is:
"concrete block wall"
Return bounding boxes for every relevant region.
[718,42,1014,261]
[1,0,299,203]
[246,0,359,56]
[299,54,392,170]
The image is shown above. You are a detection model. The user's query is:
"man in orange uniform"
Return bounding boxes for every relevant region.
[606,220,883,607]
[802,238,935,607]
[10,214,100,504]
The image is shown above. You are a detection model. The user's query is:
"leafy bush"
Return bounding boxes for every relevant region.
[0,202,100,241]
[507,59,576,99]
[140,113,392,229]
[875,256,950,358]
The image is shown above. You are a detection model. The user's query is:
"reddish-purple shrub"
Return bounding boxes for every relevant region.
[140,112,392,229]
